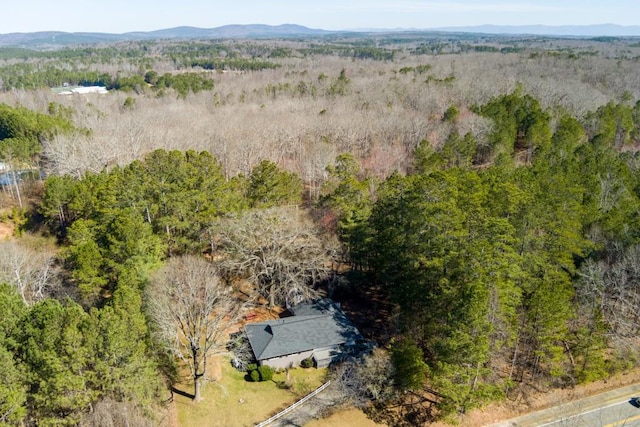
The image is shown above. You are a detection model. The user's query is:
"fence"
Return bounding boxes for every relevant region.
[254,380,332,427]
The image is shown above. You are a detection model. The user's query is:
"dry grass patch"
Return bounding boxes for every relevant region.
[0,221,13,240]
[175,356,327,427]
[306,408,386,427]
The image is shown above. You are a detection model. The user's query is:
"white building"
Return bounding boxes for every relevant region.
[55,86,108,95]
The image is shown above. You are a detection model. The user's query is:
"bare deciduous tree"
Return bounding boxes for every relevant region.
[331,348,396,408]
[0,240,57,304]
[80,398,159,427]
[576,243,640,360]
[146,255,243,401]
[215,206,337,308]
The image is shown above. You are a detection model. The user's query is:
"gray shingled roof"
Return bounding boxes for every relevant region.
[245,299,362,361]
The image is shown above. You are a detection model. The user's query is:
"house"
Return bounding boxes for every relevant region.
[245,298,362,369]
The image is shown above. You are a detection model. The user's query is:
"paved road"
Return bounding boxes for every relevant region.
[489,383,640,427]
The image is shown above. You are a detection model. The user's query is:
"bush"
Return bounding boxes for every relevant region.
[443,105,459,122]
[257,365,274,381]
[246,363,258,373]
[277,380,292,389]
[249,369,260,382]
[300,357,314,368]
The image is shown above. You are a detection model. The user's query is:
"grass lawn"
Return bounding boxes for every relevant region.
[175,357,327,427]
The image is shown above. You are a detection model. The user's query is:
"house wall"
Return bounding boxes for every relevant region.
[312,346,342,368]
[260,344,344,369]
[260,350,314,369]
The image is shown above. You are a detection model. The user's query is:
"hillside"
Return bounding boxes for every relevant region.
[2,23,640,48]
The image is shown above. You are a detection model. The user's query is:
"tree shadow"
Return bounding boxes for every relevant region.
[171,386,195,400]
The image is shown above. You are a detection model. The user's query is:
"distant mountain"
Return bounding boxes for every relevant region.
[0,31,127,47]
[142,24,331,38]
[1,23,639,48]
[0,24,333,48]
[432,24,640,37]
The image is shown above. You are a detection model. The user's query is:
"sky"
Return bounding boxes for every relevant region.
[2,0,638,34]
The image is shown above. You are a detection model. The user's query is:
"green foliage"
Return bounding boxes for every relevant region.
[247,160,302,208]
[143,70,158,85]
[371,170,520,353]
[154,72,214,97]
[300,357,314,368]
[1,286,163,426]
[0,284,27,425]
[0,344,26,425]
[129,149,243,254]
[247,365,275,382]
[0,137,40,162]
[64,219,108,300]
[0,103,75,162]
[257,365,274,381]
[17,299,95,425]
[41,149,244,258]
[123,96,136,110]
[113,74,147,93]
[475,88,551,164]
[584,101,635,147]
[85,285,164,407]
[412,139,443,174]
[62,204,165,301]
[47,102,74,120]
[364,136,634,412]
[0,283,27,344]
[328,69,350,95]
[39,174,80,233]
[190,58,279,71]
[320,153,374,267]
[442,105,459,122]
[432,361,504,417]
[390,338,428,391]
[439,132,477,168]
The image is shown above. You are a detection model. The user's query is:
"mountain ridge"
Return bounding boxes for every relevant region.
[1,23,638,48]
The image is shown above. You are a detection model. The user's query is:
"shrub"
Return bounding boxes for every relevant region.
[249,370,260,382]
[277,380,292,389]
[257,365,274,381]
[300,357,314,368]
[246,363,258,373]
[443,105,459,122]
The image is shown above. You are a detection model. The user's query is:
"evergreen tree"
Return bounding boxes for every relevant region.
[247,159,302,208]
[18,299,95,425]
[0,284,27,426]
[320,153,374,267]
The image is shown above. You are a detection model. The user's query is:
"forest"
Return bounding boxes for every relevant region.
[1,31,640,426]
